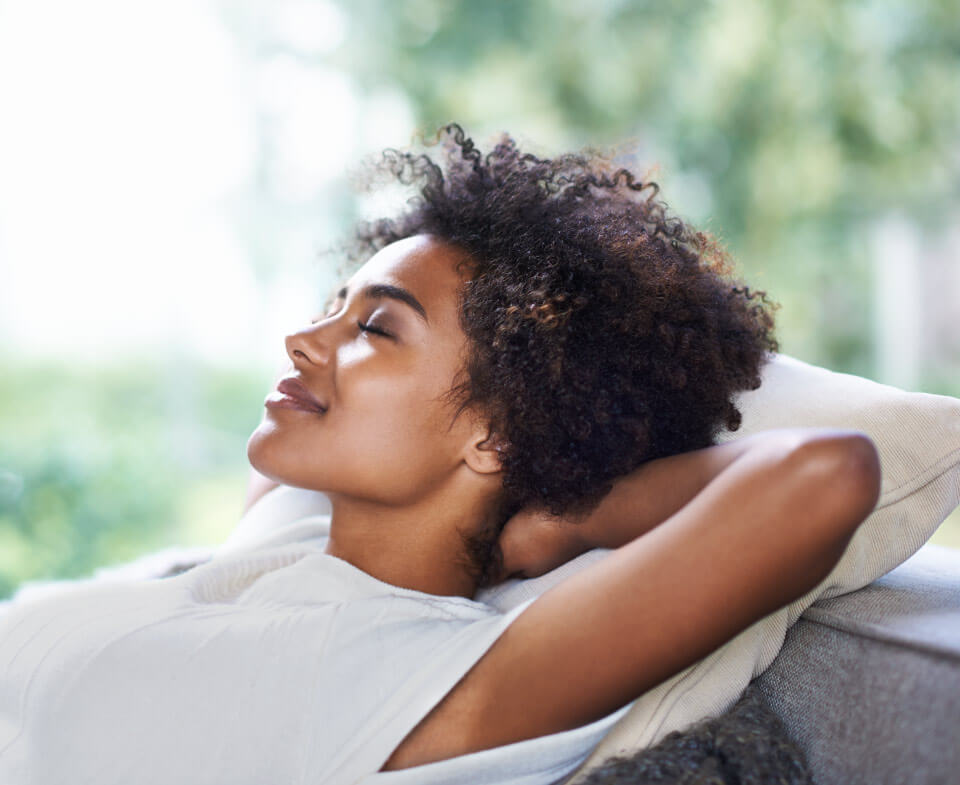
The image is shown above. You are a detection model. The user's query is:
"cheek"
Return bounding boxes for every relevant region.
[332,366,461,485]
[246,416,311,484]
[343,351,454,429]
[342,375,452,462]
[247,352,464,499]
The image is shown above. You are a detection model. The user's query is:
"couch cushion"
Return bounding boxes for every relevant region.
[755,544,960,785]
[803,543,960,659]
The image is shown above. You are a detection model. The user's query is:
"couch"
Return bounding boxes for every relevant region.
[752,541,959,785]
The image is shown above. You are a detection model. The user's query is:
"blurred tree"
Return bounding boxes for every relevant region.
[0,361,264,599]
[311,0,959,379]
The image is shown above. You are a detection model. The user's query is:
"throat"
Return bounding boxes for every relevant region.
[323,521,479,600]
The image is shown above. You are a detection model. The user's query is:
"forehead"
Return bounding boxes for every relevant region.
[348,235,471,320]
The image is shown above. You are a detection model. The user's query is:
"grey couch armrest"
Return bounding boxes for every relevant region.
[754,543,960,785]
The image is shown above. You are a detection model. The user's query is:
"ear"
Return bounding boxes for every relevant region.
[463,426,506,476]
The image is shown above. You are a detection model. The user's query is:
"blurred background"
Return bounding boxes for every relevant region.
[1,0,959,599]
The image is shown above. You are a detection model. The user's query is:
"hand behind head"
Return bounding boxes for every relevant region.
[495,506,593,583]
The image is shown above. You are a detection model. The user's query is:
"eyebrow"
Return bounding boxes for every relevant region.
[335,283,429,324]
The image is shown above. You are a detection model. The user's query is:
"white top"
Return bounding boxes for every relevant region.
[0,512,634,785]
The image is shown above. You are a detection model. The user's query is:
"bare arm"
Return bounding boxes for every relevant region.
[498,426,851,578]
[382,428,882,770]
[578,427,827,548]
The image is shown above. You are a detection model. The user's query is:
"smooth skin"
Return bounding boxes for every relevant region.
[244,234,882,771]
[248,234,506,599]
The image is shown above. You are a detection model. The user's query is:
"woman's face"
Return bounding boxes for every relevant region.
[247,234,486,506]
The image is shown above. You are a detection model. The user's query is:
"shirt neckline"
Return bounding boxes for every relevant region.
[311,546,497,613]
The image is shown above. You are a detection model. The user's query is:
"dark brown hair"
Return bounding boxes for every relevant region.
[347,124,779,587]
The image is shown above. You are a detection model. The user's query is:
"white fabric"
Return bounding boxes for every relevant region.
[0,513,634,785]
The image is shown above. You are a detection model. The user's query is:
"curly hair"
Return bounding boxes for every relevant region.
[343,123,780,588]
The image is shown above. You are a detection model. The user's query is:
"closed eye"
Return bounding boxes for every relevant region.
[357,320,392,339]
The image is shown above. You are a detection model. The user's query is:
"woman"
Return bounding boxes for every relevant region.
[0,125,881,785]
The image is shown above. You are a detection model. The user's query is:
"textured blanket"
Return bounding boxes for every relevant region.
[570,681,813,785]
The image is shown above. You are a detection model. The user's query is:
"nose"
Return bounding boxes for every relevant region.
[285,319,334,368]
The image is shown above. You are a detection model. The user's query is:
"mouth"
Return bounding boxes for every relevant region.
[266,377,328,414]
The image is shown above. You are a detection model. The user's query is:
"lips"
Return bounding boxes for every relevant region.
[273,377,327,413]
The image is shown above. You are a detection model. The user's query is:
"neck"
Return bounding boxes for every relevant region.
[322,485,501,600]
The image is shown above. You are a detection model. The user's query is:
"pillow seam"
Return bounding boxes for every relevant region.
[876,443,960,510]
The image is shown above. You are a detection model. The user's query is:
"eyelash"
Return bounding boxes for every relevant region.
[312,302,392,339]
[356,319,391,338]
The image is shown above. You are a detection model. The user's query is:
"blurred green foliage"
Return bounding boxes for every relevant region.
[322,0,960,380]
[0,357,264,600]
[932,507,960,550]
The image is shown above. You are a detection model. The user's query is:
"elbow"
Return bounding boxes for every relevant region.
[840,433,883,521]
[790,430,883,538]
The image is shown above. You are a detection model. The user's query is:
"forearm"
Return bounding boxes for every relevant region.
[576,426,861,550]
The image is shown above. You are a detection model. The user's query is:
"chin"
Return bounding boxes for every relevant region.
[246,424,335,492]
[246,425,287,484]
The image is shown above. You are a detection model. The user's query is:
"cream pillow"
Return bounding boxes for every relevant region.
[716,352,960,603]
